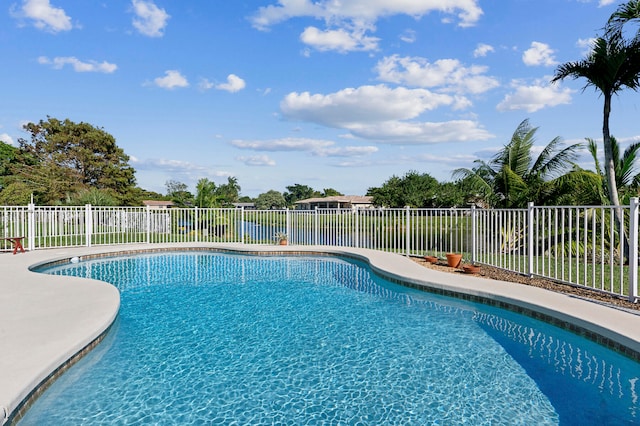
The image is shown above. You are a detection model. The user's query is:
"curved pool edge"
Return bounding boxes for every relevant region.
[1,243,639,424]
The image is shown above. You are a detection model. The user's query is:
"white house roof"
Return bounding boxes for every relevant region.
[295,195,373,205]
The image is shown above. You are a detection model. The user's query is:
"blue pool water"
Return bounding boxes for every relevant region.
[21,252,640,425]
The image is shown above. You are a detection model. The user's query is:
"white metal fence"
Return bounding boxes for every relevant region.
[1,201,638,302]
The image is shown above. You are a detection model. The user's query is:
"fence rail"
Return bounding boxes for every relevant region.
[1,201,638,302]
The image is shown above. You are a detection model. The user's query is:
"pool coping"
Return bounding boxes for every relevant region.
[1,243,640,424]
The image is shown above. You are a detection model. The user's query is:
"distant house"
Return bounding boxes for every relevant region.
[142,200,175,209]
[232,202,256,210]
[294,195,374,210]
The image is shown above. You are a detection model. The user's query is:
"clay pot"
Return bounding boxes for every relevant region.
[279,240,288,245]
[424,255,438,264]
[463,264,481,274]
[446,253,462,268]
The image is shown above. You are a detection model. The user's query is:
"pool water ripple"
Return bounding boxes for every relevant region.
[20,252,640,425]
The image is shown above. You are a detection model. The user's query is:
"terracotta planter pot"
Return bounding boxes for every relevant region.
[446,253,462,268]
[424,255,438,264]
[278,240,288,245]
[463,264,481,274]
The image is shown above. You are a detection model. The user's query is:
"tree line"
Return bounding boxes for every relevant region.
[1,115,637,209]
[2,1,640,209]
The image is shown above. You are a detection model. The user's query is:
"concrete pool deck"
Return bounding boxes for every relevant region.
[1,243,640,424]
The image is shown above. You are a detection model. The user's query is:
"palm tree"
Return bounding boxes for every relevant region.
[586,136,640,203]
[453,119,582,207]
[552,32,640,208]
[195,178,219,208]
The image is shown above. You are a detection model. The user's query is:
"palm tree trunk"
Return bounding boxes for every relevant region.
[603,93,630,263]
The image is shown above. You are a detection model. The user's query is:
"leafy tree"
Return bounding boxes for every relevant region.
[166,180,194,207]
[16,117,137,205]
[453,119,582,207]
[0,181,32,205]
[255,190,287,209]
[321,188,343,197]
[432,181,466,207]
[0,141,18,178]
[367,171,440,207]
[283,184,319,206]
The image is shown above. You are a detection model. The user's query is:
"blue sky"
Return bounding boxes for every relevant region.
[1,0,638,197]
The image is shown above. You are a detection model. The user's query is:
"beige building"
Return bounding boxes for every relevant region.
[294,195,373,210]
[142,200,175,209]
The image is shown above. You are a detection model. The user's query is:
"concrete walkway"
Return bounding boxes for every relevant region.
[1,243,640,424]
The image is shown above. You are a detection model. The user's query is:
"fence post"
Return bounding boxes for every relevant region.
[240,207,245,244]
[471,204,477,264]
[145,205,151,244]
[628,197,639,302]
[314,207,319,246]
[405,206,410,256]
[85,204,92,247]
[527,202,534,277]
[194,207,199,243]
[286,208,291,245]
[354,208,359,249]
[27,203,35,251]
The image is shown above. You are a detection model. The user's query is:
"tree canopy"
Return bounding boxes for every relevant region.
[255,190,287,210]
[284,184,319,206]
[453,119,583,208]
[367,171,441,207]
[10,117,137,205]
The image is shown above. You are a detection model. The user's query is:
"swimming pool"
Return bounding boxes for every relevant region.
[20,251,640,424]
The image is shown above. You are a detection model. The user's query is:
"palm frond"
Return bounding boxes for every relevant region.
[606,0,640,36]
[618,140,640,186]
[586,137,603,176]
[534,141,582,180]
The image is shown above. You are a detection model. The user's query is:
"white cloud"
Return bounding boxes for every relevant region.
[375,55,499,95]
[497,79,573,112]
[232,138,334,152]
[231,137,377,157]
[300,26,379,52]
[152,70,189,89]
[200,75,247,92]
[522,41,558,67]
[0,133,15,146]
[251,0,483,30]
[37,56,117,73]
[599,0,615,6]
[216,74,246,93]
[12,0,72,33]
[131,0,170,37]
[279,85,492,144]
[347,120,493,144]
[315,145,378,156]
[399,29,416,43]
[414,152,479,165]
[198,78,215,91]
[281,85,455,128]
[473,43,494,58]
[236,155,277,166]
[131,157,232,181]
